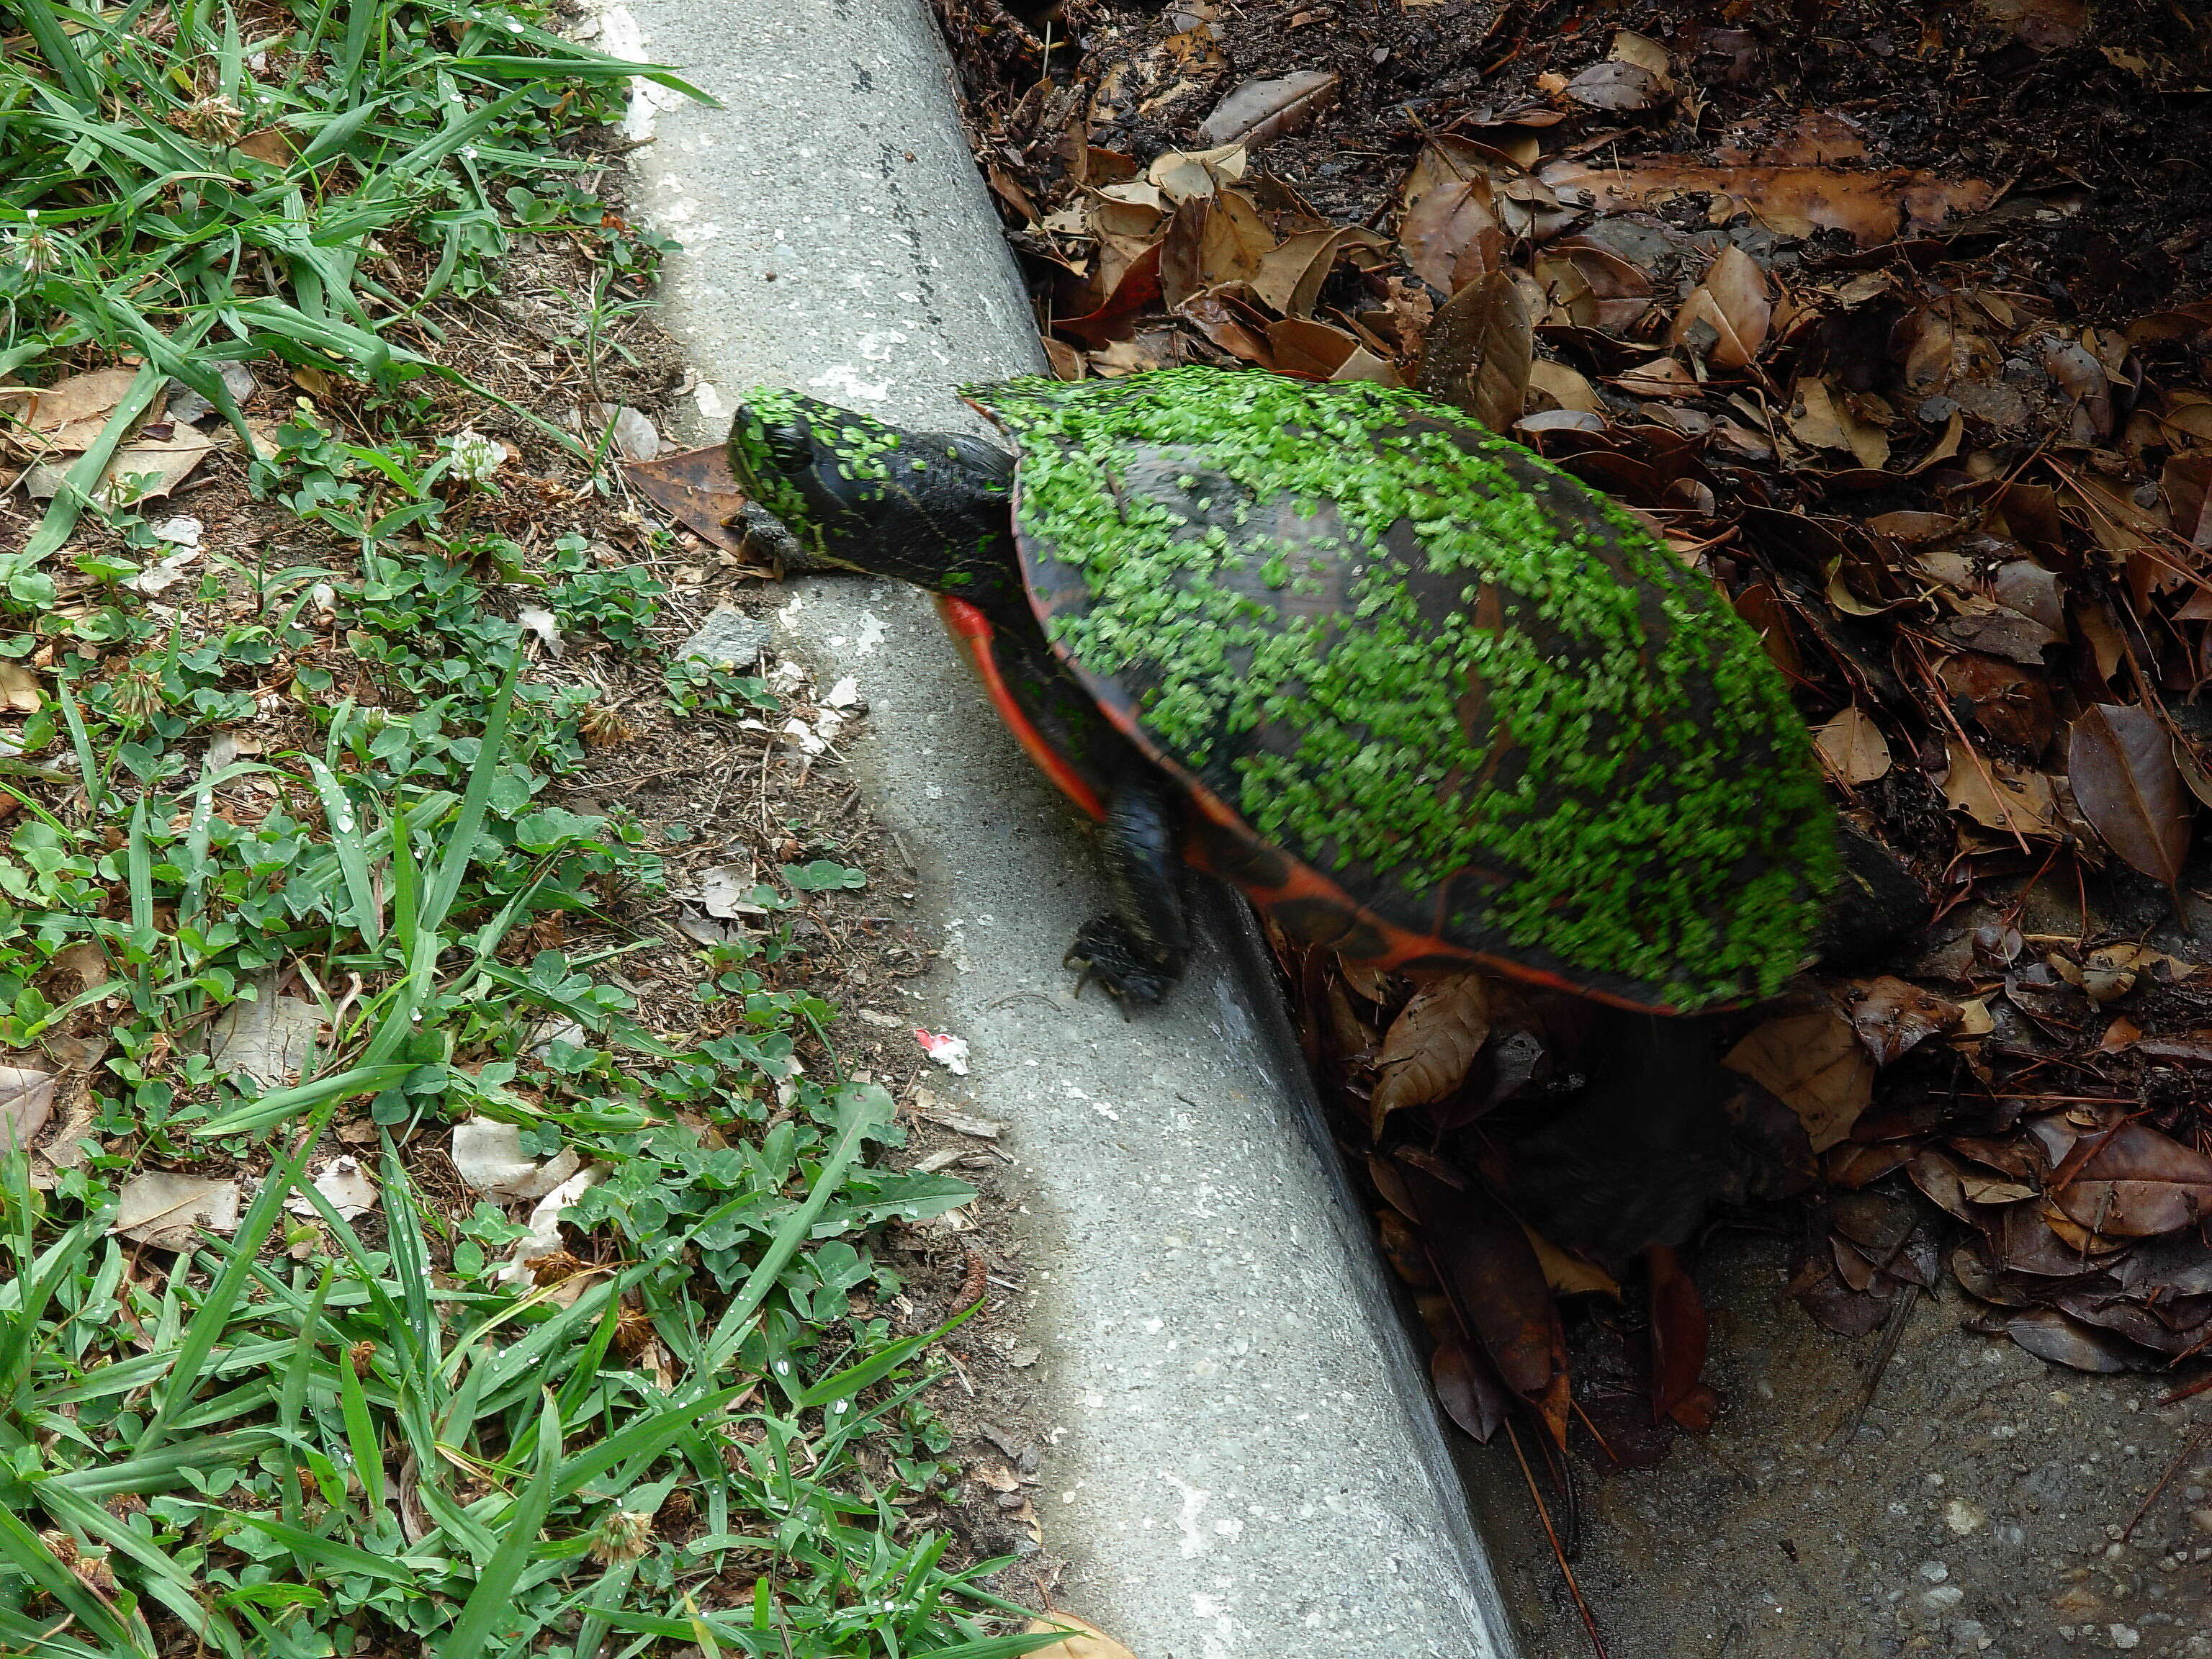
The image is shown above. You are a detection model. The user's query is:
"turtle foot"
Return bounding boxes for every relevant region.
[1065,915,1182,1007]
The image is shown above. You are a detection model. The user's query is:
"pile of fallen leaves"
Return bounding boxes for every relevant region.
[930,0,2212,1459]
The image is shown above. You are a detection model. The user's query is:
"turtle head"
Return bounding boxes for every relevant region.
[727,388,1019,601]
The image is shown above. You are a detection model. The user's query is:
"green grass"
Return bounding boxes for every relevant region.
[0,2,1066,1653]
[0,0,699,583]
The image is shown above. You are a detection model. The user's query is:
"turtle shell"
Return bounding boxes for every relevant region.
[962,367,1838,1013]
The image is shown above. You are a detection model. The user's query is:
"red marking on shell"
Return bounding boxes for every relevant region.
[935,596,1107,822]
[1173,762,1679,1013]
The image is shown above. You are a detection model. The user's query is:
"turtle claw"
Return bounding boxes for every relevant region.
[1064,915,1180,1009]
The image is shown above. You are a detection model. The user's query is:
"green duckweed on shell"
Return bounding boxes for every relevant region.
[965,367,1838,1010]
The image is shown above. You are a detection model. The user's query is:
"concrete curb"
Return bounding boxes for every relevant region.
[593,3,1518,1652]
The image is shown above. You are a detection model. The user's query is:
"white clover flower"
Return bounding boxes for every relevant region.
[443,427,505,484]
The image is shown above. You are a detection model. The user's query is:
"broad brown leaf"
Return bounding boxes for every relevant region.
[1249,225,1365,317]
[1370,971,1490,1124]
[1907,1147,1984,1222]
[1391,1156,1567,1427]
[1194,69,1339,150]
[1942,739,2057,838]
[112,1172,242,1249]
[1527,358,1602,413]
[1976,0,2087,50]
[1721,1012,1872,1151]
[1985,1198,2124,1276]
[0,1065,54,1149]
[1523,1222,1621,1299]
[1645,1244,1709,1422]
[1789,1251,1897,1338]
[2053,1122,2212,1237]
[1812,706,1891,784]
[1539,159,1996,246]
[1938,652,2054,751]
[1565,59,1668,111]
[1669,246,1771,369]
[2162,452,2212,549]
[624,448,750,557]
[1415,271,1531,436]
[1430,1338,1509,1442]
[22,368,138,441]
[235,127,297,168]
[1056,240,1164,345]
[1266,318,1363,380]
[1022,1614,1139,1659]
[2067,704,2193,886]
[1982,1307,2146,1373]
[1843,976,1964,1065]
[1398,178,1501,295]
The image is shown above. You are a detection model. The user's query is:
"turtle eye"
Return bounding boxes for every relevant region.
[759,421,815,476]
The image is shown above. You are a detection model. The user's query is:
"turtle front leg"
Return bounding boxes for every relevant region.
[1067,773,1189,1007]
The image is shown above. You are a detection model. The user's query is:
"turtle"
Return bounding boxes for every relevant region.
[725,366,1839,1014]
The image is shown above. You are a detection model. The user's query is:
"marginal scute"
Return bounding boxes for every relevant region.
[965,367,1838,1011]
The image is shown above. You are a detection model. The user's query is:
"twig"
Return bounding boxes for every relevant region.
[1506,1418,1609,1659]
[1827,1283,1916,1450]
[2118,1414,2212,1541]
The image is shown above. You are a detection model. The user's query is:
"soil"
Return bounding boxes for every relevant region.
[960,0,2212,321]
[1466,1254,2212,1659]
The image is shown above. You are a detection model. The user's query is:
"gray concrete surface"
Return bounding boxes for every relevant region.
[1471,1240,2212,1659]
[588,1,1516,1653]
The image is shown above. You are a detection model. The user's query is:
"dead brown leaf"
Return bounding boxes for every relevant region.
[1195,70,1338,150]
[99,431,217,505]
[1843,977,1964,1066]
[1145,144,1247,205]
[0,662,40,714]
[1022,1614,1138,1659]
[2067,704,2193,886]
[1523,1223,1622,1298]
[2054,1123,2212,1238]
[1787,377,1889,468]
[1975,0,2087,50]
[623,447,752,557]
[1942,740,2057,838]
[1939,652,2054,752]
[1415,271,1531,435]
[1539,160,1996,246]
[1812,706,1891,784]
[1669,246,1771,369]
[21,368,138,440]
[1393,1156,1568,1442]
[234,126,297,168]
[1251,225,1376,317]
[1722,1012,1874,1152]
[1611,356,1701,400]
[1983,1306,2146,1372]
[1526,358,1602,413]
[1267,318,1366,379]
[1757,111,1868,166]
[112,1171,243,1249]
[1565,60,1668,112]
[1371,971,1491,1125]
[1397,176,1501,296]
[2162,453,2212,549]
[0,1065,55,1150]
